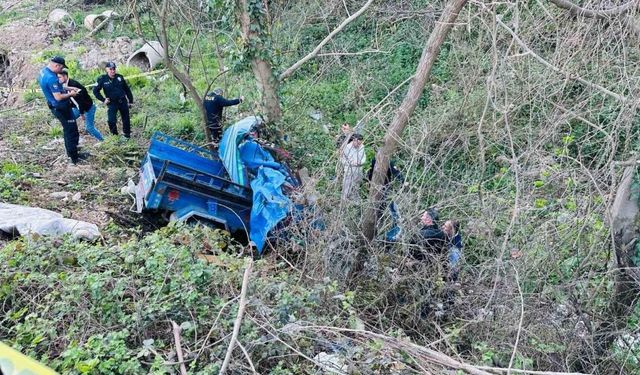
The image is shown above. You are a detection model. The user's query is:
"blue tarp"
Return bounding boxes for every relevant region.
[239,139,282,172]
[249,167,290,253]
[218,116,259,187]
[219,116,293,253]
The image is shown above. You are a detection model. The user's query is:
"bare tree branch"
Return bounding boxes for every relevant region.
[278,0,375,81]
[316,49,388,57]
[548,0,639,18]
[548,0,640,38]
[495,16,627,103]
[170,321,188,375]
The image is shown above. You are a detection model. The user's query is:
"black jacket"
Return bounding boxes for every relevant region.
[420,224,447,253]
[203,93,241,127]
[410,224,447,260]
[66,78,93,113]
[93,73,133,104]
[366,158,404,186]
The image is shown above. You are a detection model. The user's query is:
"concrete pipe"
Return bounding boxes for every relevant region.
[47,9,76,30]
[126,41,165,71]
[83,14,106,31]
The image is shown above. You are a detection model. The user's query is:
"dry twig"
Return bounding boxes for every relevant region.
[219,258,253,374]
[170,321,188,375]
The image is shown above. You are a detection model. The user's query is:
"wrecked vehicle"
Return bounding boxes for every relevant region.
[135,116,301,253]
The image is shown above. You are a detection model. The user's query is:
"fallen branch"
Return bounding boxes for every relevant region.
[219,258,253,375]
[293,325,589,375]
[238,342,257,374]
[476,366,589,375]
[316,49,389,57]
[548,0,639,18]
[548,0,640,39]
[279,0,375,81]
[170,321,188,375]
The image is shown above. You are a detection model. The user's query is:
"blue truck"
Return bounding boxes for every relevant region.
[135,116,299,252]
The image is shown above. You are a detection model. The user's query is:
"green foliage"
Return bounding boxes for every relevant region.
[94,136,144,168]
[0,162,38,202]
[48,124,63,138]
[0,225,361,373]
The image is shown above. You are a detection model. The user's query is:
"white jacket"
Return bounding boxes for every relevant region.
[341,142,366,172]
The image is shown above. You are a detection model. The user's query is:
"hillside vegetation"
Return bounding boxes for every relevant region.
[1,0,639,373]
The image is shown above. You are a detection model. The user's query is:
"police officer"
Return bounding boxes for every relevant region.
[93,62,134,138]
[38,56,84,164]
[203,87,244,143]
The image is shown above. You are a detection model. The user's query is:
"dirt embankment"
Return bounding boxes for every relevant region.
[0,15,136,108]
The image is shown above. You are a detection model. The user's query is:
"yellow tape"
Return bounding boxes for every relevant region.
[0,342,58,375]
[0,68,168,93]
[85,68,167,88]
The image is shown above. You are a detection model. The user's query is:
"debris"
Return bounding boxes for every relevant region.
[313,352,347,374]
[72,192,82,202]
[120,179,136,195]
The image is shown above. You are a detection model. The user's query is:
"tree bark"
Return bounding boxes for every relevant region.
[360,0,469,242]
[237,0,282,124]
[584,165,640,369]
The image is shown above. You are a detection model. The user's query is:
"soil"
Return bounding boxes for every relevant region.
[0,11,153,240]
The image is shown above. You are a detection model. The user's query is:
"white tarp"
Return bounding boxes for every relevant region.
[0,203,100,240]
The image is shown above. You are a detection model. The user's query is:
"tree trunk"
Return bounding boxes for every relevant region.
[251,59,282,124]
[360,0,469,243]
[578,165,640,371]
[153,0,211,145]
[237,0,282,124]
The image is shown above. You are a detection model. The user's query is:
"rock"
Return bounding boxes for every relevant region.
[309,110,323,121]
[50,191,71,199]
[72,192,82,202]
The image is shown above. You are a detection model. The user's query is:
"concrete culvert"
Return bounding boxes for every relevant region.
[48,9,76,30]
[126,41,165,71]
[84,14,106,31]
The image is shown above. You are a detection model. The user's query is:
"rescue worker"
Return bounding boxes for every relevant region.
[340,133,366,201]
[203,87,244,143]
[57,70,103,142]
[38,56,84,164]
[93,62,134,138]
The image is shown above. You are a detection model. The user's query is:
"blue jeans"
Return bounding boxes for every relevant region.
[72,105,103,141]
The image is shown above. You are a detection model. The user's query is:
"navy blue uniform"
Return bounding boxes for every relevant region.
[203,93,241,141]
[38,66,80,162]
[93,73,134,137]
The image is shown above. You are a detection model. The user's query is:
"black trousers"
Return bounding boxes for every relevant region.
[50,105,79,161]
[107,99,131,137]
[207,120,222,142]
